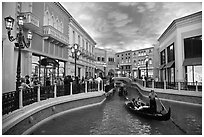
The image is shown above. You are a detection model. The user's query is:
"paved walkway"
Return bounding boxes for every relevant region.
[132,82,202,97]
[132,82,202,105]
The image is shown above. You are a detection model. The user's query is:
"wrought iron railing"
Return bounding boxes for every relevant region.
[166,82,178,90]
[2,80,109,115]
[2,91,19,115]
[154,81,164,89]
[22,87,38,106]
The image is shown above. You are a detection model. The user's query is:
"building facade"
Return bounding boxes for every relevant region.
[156,11,202,83]
[68,18,96,79]
[106,49,116,76]
[132,47,154,79]
[94,47,107,78]
[2,2,96,93]
[115,50,132,77]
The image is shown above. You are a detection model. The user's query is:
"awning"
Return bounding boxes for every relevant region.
[39,57,59,67]
[164,61,175,68]
[159,64,166,69]
[183,57,202,66]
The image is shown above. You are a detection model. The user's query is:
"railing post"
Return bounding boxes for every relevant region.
[164,80,166,90]
[37,84,41,102]
[98,81,100,92]
[144,80,146,88]
[19,87,23,109]
[85,81,88,93]
[178,82,181,91]
[70,82,73,95]
[152,80,154,89]
[101,80,103,91]
[196,81,198,92]
[54,83,57,98]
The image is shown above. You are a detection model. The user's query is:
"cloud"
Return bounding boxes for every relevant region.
[108,11,132,27]
[118,2,139,6]
[137,6,146,12]
[78,14,92,20]
[144,2,156,11]
[61,2,202,53]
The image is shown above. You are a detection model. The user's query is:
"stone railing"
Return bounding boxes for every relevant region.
[2,80,106,116]
[132,78,202,92]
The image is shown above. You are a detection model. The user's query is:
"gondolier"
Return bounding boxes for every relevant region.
[149,90,157,113]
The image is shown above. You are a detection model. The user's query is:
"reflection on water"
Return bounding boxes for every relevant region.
[31,87,202,135]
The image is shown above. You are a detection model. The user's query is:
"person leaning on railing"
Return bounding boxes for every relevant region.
[20,77,30,90]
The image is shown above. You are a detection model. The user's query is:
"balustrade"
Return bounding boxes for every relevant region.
[2,80,107,115]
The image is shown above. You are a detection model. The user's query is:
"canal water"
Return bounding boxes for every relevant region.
[31,87,202,135]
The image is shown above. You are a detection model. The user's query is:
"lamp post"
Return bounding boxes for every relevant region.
[145,55,149,81]
[137,63,140,79]
[103,64,106,78]
[4,15,32,94]
[71,44,81,80]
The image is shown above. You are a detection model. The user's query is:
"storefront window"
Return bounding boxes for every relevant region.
[184,35,202,59]
[186,65,202,83]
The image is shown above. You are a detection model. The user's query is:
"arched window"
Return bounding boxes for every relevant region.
[56,18,59,30]
[44,10,49,25]
[50,14,54,26]
[60,22,63,32]
[54,17,57,28]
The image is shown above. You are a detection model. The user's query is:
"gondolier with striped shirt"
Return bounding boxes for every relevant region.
[149,90,157,113]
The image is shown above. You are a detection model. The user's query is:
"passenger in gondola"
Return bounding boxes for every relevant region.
[123,86,128,96]
[149,90,157,113]
[136,97,142,106]
[131,98,137,107]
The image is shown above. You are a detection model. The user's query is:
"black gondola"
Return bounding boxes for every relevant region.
[125,101,171,121]
[118,87,128,96]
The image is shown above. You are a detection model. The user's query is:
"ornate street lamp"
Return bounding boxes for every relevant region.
[71,43,81,80]
[137,62,140,79]
[4,15,32,95]
[145,55,149,81]
[103,64,106,78]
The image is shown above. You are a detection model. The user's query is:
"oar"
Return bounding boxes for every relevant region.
[157,97,187,134]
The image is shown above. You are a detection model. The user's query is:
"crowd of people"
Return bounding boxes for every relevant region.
[19,74,108,94]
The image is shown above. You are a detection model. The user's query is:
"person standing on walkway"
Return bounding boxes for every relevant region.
[25,75,30,86]
[149,90,157,113]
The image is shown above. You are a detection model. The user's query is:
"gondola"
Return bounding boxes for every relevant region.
[125,101,171,121]
[118,87,128,96]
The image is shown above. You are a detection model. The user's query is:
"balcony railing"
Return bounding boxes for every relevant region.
[43,25,69,46]
[23,12,40,31]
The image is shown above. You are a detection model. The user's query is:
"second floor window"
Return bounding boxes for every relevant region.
[167,43,175,62]
[160,49,166,65]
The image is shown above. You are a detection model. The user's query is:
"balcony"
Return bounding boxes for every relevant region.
[43,25,69,46]
[23,12,40,31]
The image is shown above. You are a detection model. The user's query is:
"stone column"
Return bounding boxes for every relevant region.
[19,87,23,109]
[85,81,88,93]
[70,82,73,95]
[152,80,154,89]
[178,82,181,91]
[196,81,198,92]
[54,83,57,98]
[164,80,166,90]
[98,81,100,92]
[37,84,41,102]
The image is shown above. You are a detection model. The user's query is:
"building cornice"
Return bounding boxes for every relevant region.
[55,2,96,45]
[54,2,72,18]
[132,47,154,52]
[116,50,132,54]
[70,18,96,45]
[158,11,202,42]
